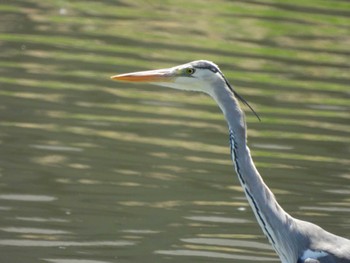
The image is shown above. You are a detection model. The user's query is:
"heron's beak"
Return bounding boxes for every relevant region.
[111,68,176,83]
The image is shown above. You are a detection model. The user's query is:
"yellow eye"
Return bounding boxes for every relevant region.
[186,68,195,75]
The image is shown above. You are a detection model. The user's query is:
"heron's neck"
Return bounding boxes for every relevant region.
[211,84,292,260]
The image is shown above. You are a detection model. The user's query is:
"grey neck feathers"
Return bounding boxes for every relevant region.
[210,82,295,262]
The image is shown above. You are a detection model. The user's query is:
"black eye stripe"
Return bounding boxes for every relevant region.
[194,66,218,73]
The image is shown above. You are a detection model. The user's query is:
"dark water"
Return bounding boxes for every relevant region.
[0,1,349,262]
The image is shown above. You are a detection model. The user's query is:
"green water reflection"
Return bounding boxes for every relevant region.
[0,1,349,262]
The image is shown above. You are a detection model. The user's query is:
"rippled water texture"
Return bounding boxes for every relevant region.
[0,1,349,262]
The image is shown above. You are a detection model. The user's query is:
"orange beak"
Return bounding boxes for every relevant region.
[111,68,175,83]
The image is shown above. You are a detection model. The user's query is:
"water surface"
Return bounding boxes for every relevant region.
[0,1,349,262]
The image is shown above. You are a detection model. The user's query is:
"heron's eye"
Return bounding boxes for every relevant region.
[186,68,195,75]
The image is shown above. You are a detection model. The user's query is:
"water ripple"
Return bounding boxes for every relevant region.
[154,249,278,261]
[30,144,83,152]
[181,238,272,250]
[15,217,68,223]
[0,194,56,202]
[185,215,248,224]
[0,227,69,235]
[44,259,112,263]
[0,240,135,247]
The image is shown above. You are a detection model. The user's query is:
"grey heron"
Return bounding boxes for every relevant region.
[111,60,350,263]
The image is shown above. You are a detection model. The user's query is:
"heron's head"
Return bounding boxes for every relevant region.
[111,60,224,95]
[111,60,260,120]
